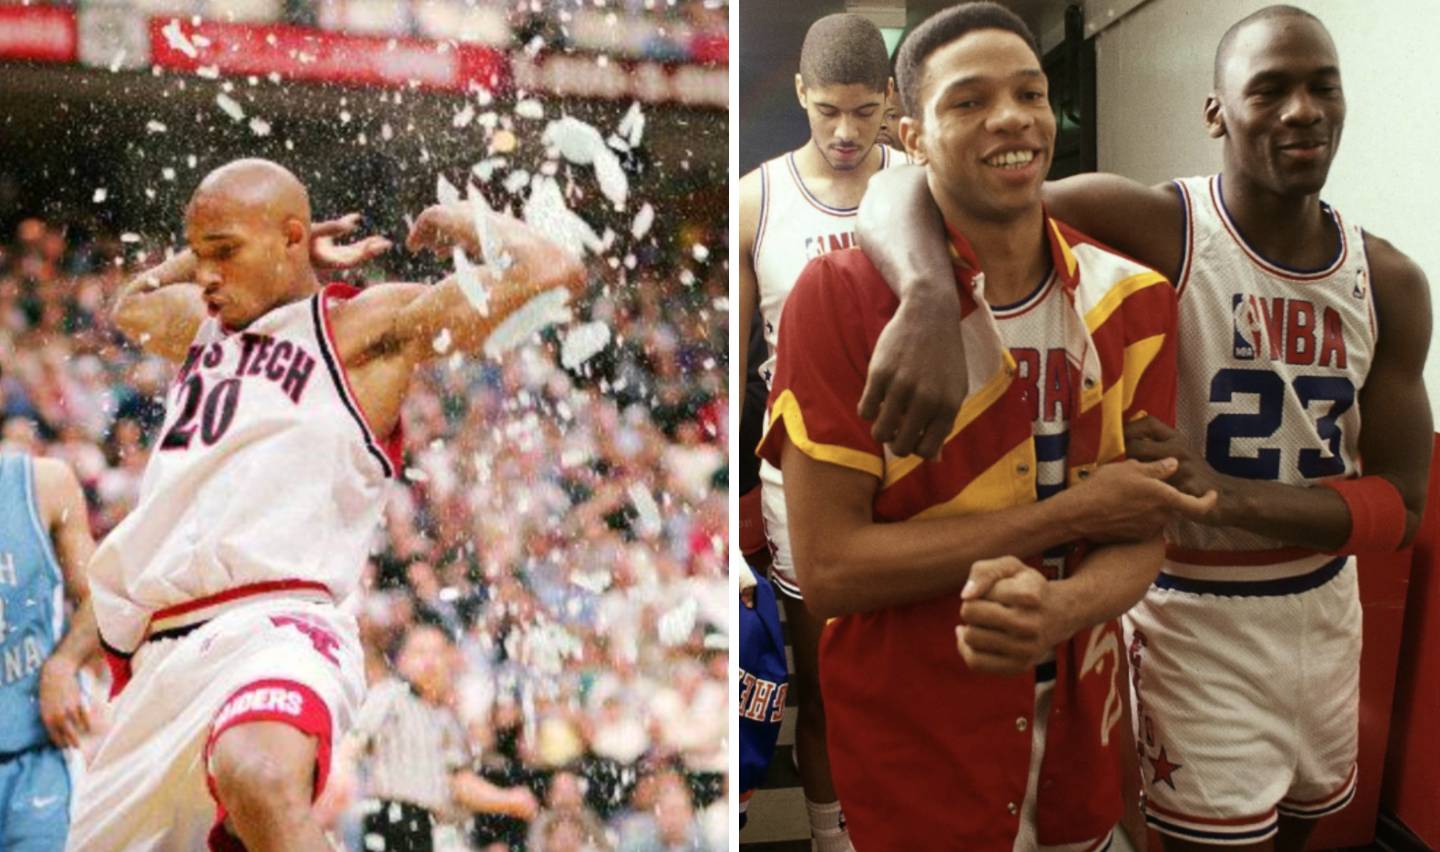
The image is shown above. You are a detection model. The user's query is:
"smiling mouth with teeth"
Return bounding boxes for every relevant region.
[985,149,1037,169]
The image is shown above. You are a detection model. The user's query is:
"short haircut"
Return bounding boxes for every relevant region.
[895,2,1041,117]
[1213,5,1327,87]
[799,13,891,93]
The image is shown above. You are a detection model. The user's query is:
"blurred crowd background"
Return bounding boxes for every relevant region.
[0,0,729,850]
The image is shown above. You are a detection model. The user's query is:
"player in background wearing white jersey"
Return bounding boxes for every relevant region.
[67,158,584,852]
[854,6,1431,851]
[0,443,97,851]
[737,14,905,850]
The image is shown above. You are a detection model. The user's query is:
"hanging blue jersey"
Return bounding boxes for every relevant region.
[0,454,65,754]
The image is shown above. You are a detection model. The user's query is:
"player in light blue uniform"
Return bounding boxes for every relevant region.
[0,450,99,851]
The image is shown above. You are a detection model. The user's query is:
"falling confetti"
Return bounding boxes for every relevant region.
[560,321,611,369]
[214,93,245,122]
[630,203,655,239]
[92,188,107,203]
[482,289,571,359]
[248,117,271,136]
[160,19,198,59]
[514,99,544,120]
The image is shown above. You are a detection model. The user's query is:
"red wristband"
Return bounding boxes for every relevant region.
[1322,476,1408,553]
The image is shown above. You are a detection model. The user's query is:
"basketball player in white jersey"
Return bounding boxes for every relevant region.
[854,6,1431,851]
[737,14,905,849]
[66,158,584,852]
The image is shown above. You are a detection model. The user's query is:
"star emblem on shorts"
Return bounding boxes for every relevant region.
[1148,746,1182,790]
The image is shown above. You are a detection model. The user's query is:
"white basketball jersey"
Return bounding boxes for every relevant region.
[993,270,1072,579]
[90,283,401,652]
[1168,176,1376,555]
[752,144,908,388]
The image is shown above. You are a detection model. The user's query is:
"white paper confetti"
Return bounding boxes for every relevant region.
[452,246,489,316]
[145,120,167,134]
[522,176,603,258]
[691,243,709,262]
[630,203,654,239]
[452,102,476,128]
[432,328,453,354]
[618,100,645,148]
[215,93,245,122]
[436,174,461,207]
[248,117,271,136]
[161,19,199,59]
[92,188,107,203]
[514,99,544,120]
[560,321,611,369]
[481,289,572,359]
[120,233,141,243]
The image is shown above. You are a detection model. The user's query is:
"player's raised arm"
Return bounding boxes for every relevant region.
[111,250,206,362]
[333,204,585,367]
[113,213,389,362]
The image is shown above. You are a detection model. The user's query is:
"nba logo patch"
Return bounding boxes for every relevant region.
[1353,268,1368,300]
[1231,294,1261,360]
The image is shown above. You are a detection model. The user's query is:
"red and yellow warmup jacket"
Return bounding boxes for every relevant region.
[758,216,1178,851]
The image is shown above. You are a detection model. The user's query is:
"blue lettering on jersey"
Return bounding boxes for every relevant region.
[0,455,65,753]
[1231,294,1349,368]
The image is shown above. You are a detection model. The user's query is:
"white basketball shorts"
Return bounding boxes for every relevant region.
[67,596,365,852]
[759,460,802,600]
[1123,555,1360,845]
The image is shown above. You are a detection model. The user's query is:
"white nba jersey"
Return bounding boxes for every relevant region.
[1167,175,1375,558]
[90,283,401,652]
[752,144,908,388]
[993,270,1072,578]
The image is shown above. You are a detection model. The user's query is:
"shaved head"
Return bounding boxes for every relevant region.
[188,158,312,228]
[184,158,319,329]
[1214,5,1327,89]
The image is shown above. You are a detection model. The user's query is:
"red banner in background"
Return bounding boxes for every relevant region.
[0,4,77,63]
[147,18,511,96]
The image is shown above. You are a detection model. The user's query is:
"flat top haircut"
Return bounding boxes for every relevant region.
[895,1,1041,117]
[1214,4,1328,87]
[799,13,891,92]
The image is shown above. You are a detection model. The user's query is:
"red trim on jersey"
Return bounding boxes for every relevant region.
[150,579,333,624]
[204,678,334,852]
[1164,545,1319,566]
[315,283,406,472]
[1209,176,1348,282]
[1145,798,1278,827]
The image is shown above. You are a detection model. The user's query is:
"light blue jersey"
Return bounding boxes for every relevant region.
[0,454,65,754]
[0,454,72,850]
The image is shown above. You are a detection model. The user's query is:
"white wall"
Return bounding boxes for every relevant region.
[1094,0,1440,418]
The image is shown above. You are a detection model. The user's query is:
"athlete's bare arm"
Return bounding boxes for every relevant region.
[327,205,586,439]
[113,216,389,362]
[737,168,762,399]
[34,458,99,749]
[955,536,1162,675]
[853,166,1184,457]
[1124,234,1433,549]
[781,443,1213,618]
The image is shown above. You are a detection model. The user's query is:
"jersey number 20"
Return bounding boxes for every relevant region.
[160,375,242,450]
[1204,368,1355,480]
